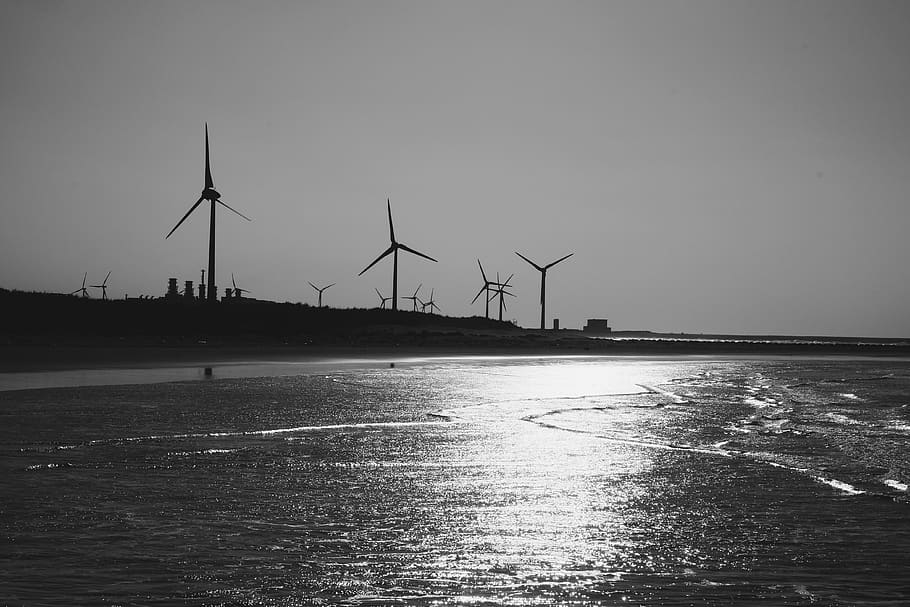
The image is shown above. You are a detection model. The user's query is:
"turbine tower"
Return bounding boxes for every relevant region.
[165,124,251,302]
[471,259,496,319]
[308,282,335,307]
[422,288,440,314]
[403,284,423,312]
[91,271,111,300]
[358,199,437,311]
[515,251,573,329]
[232,273,250,299]
[375,288,391,309]
[70,272,89,298]
[491,273,515,322]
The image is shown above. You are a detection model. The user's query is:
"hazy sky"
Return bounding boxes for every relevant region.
[2,1,909,337]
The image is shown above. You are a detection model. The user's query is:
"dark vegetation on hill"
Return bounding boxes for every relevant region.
[0,288,518,345]
[2,289,909,359]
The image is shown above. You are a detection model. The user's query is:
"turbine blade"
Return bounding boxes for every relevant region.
[166,196,205,239]
[375,288,384,299]
[477,259,488,282]
[308,282,318,291]
[103,271,111,286]
[399,243,438,263]
[217,199,251,222]
[387,199,395,243]
[232,273,237,289]
[515,251,543,271]
[81,272,87,288]
[502,273,514,288]
[204,123,214,190]
[326,283,336,290]
[358,245,396,276]
[545,252,574,269]
[471,285,487,304]
[413,283,422,297]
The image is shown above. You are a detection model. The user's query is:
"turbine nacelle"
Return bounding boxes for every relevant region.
[202,187,221,200]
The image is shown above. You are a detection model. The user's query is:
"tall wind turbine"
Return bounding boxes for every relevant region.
[91,271,111,300]
[403,284,423,312]
[491,273,515,322]
[232,273,250,298]
[375,288,391,309]
[471,259,496,319]
[308,282,335,307]
[358,199,437,311]
[70,272,89,298]
[165,124,251,302]
[422,288,440,314]
[515,251,573,329]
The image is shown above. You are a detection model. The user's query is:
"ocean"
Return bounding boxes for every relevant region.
[2,355,909,605]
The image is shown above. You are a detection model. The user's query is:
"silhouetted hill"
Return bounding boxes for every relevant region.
[0,288,519,345]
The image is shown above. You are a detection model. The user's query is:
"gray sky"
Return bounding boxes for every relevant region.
[2,0,909,337]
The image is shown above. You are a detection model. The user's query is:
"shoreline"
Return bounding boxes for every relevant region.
[3,336,910,374]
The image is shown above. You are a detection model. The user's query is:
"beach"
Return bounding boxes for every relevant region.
[2,353,910,605]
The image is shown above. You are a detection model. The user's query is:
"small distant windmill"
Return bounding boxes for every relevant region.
[308,282,335,307]
[232,273,250,298]
[165,123,252,302]
[403,284,423,312]
[358,199,437,311]
[422,288,440,314]
[515,251,574,330]
[375,288,391,309]
[491,273,516,322]
[471,259,496,319]
[90,271,111,300]
[70,272,89,298]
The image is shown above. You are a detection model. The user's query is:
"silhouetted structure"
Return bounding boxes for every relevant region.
[375,288,391,309]
[165,124,251,302]
[308,282,334,307]
[422,288,440,314]
[166,278,179,300]
[515,251,574,330]
[358,199,437,311]
[184,281,195,301]
[404,284,422,312]
[90,271,111,300]
[70,272,89,298]
[471,260,496,319]
[583,319,612,334]
[232,274,249,299]
[491,273,515,322]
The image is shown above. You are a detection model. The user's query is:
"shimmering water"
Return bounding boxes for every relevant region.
[2,356,910,605]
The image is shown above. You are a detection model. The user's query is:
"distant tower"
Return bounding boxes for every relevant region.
[198,283,206,300]
[167,278,179,300]
[184,281,194,300]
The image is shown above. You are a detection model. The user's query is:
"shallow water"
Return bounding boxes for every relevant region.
[2,356,909,605]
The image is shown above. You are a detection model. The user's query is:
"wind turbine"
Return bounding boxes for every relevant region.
[308,282,335,307]
[165,123,251,302]
[358,199,437,311]
[91,271,111,300]
[232,273,250,299]
[403,284,423,312]
[491,273,516,322]
[471,259,496,319]
[422,288,440,314]
[70,272,89,298]
[375,288,391,309]
[515,251,574,329]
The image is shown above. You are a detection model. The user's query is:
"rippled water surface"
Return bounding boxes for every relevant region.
[2,356,910,605]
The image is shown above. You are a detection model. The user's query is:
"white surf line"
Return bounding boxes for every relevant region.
[437,390,652,420]
[54,419,454,450]
[884,479,908,491]
[637,384,690,404]
[527,414,732,456]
